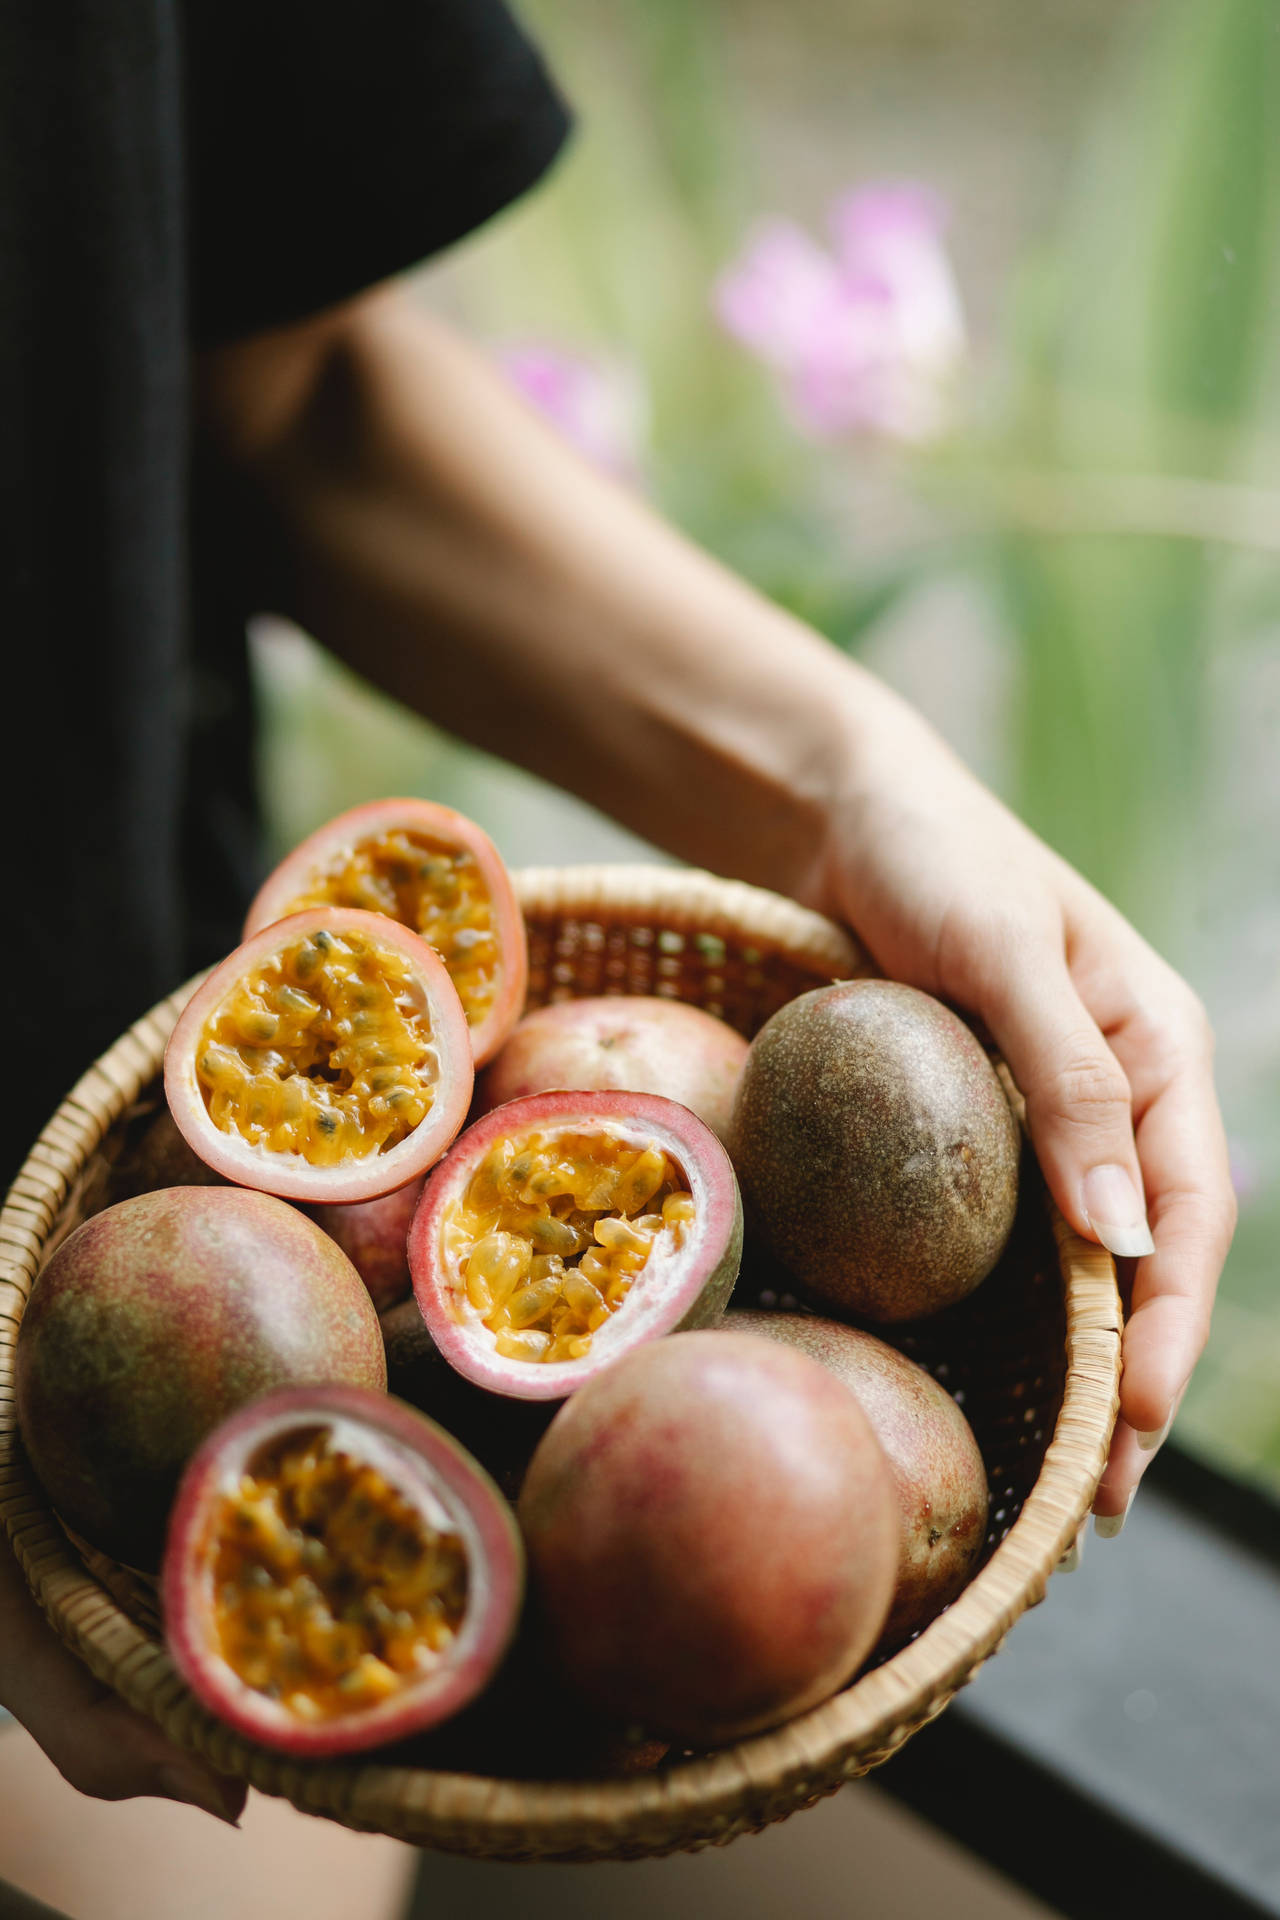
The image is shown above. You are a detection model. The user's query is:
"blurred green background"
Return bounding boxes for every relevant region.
[253,0,1280,1494]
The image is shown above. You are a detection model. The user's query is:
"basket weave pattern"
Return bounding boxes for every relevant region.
[0,866,1122,1860]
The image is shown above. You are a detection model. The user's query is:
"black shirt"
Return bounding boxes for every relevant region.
[0,1,568,1184]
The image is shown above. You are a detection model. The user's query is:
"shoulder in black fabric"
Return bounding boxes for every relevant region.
[182,0,573,347]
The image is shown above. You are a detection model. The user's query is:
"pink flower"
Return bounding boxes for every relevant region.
[496,343,648,482]
[714,183,966,443]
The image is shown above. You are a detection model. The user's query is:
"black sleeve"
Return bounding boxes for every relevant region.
[183,0,571,345]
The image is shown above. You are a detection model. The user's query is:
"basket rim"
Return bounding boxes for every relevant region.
[0,864,1121,1860]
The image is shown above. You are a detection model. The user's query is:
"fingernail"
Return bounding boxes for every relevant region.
[157,1765,242,1826]
[1082,1166,1155,1259]
[1057,1524,1086,1572]
[1094,1491,1135,1540]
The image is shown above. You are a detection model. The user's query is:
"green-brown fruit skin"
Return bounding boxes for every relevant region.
[730,1310,988,1650]
[517,1329,898,1746]
[728,980,1020,1322]
[15,1188,387,1571]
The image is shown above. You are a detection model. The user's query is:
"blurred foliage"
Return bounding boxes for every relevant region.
[996,0,1278,947]
[256,0,1280,1490]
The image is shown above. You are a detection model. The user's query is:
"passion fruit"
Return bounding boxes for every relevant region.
[243,798,528,1066]
[517,1329,898,1745]
[91,1104,228,1214]
[165,909,474,1205]
[728,980,1021,1322]
[308,1179,424,1312]
[475,995,749,1145]
[730,1310,989,1649]
[162,1385,523,1758]
[408,1090,742,1402]
[14,1188,387,1570]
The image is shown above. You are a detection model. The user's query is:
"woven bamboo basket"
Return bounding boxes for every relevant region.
[0,864,1122,1861]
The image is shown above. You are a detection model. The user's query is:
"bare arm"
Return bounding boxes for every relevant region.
[198,284,1236,1528]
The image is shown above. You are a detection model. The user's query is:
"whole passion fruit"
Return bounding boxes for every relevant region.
[243,798,528,1067]
[308,1179,424,1312]
[165,908,474,1205]
[729,980,1020,1322]
[408,1090,742,1402]
[475,995,749,1145]
[15,1188,387,1570]
[731,1310,989,1650]
[517,1329,898,1745]
[162,1385,523,1758]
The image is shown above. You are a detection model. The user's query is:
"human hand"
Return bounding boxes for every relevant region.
[0,1535,244,1822]
[818,696,1236,1531]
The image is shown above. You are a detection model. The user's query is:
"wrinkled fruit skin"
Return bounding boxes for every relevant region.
[379,1297,553,1500]
[162,1385,524,1758]
[729,980,1020,1322]
[475,995,749,1145]
[517,1329,898,1745]
[309,1179,424,1312]
[731,1310,989,1650]
[15,1188,386,1570]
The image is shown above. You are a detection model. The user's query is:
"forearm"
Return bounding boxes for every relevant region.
[215,290,922,909]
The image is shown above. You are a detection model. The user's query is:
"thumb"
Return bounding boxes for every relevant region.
[983,959,1154,1260]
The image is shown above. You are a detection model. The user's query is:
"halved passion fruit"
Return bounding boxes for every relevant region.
[162,1385,523,1758]
[243,799,528,1066]
[407,1090,743,1402]
[165,909,473,1204]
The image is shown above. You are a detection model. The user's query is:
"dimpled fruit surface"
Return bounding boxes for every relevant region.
[728,980,1020,1322]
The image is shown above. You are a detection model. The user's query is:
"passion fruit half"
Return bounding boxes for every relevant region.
[162,1385,524,1758]
[165,909,474,1205]
[243,798,528,1066]
[408,1091,742,1401]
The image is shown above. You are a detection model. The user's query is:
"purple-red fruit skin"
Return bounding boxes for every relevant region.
[309,1179,423,1312]
[476,995,749,1145]
[15,1187,386,1570]
[517,1329,898,1745]
[731,1310,989,1649]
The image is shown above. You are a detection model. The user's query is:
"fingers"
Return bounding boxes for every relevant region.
[972,946,1152,1260]
[989,929,1234,1528]
[1103,1036,1235,1458]
[0,1542,244,1823]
